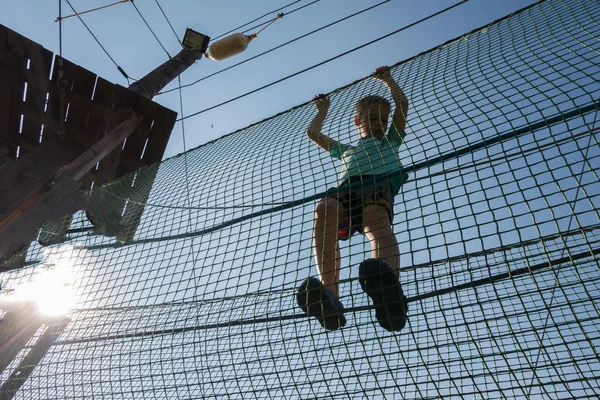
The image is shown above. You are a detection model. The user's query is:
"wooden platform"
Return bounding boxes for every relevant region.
[0,24,178,265]
[0,23,177,190]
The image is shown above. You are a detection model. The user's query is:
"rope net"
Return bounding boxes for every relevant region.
[1,0,600,398]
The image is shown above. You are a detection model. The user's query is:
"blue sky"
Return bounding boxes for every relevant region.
[2,1,600,398]
[2,0,540,159]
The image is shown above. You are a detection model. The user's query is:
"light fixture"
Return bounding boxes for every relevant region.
[182,28,210,53]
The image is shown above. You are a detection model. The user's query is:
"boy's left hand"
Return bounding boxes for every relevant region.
[372,66,393,82]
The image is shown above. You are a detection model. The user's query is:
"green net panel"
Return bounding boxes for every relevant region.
[1,0,600,398]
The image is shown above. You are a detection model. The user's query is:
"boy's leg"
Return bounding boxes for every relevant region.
[360,203,407,332]
[296,197,349,331]
[362,203,399,275]
[313,197,348,299]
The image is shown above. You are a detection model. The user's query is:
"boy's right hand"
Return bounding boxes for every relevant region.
[313,94,330,114]
[372,66,393,84]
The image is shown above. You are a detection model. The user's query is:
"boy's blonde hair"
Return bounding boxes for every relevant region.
[355,95,391,117]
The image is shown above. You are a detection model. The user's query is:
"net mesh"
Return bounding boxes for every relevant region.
[1,0,600,398]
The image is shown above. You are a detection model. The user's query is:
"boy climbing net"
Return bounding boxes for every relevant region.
[297,66,409,332]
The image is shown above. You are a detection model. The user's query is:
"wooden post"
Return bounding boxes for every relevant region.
[63,113,144,181]
[128,45,206,99]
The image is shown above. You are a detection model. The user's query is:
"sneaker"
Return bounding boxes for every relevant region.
[359,258,408,332]
[297,277,346,331]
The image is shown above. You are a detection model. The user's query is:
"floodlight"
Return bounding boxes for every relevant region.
[183,28,210,53]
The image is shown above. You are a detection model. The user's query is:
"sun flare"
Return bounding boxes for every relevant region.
[9,244,83,316]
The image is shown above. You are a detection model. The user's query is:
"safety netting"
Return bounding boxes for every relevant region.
[1,0,600,398]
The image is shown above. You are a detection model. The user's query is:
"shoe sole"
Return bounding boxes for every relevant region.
[297,278,346,331]
[359,259,407,332]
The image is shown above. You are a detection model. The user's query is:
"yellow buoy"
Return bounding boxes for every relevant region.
[204,13,284,61]
[205,33,257,61]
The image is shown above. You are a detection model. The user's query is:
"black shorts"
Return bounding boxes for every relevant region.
[326,176,393,241]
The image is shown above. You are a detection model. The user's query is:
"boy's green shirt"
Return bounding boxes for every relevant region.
[330,125,409,195]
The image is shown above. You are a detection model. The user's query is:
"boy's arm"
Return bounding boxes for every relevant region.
[306,94,335,153]
[373,66,409,132]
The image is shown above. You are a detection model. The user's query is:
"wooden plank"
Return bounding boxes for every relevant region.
[0,24,8,53]
[143,105,177,162]
[64,103,89,140]
[23,79,49,118]
[14,98,60,134]
[52,57,96,99]
[121,96,155,164]
[46,72,62,124]
[42,80,114,123]
[92,147,120,189]
[0,45,26,158]
[39,75,116,147]
[82,77,117,149]
[9,78,115,139]
[79,172,96,191]
[19,41,52,155]
[0,173,56,219]
[78,115,102,148]
[122,130,148,161]
[23,43,52,120]
[0,150,41,198]
[6,28,36,60]
[0,157,20,191]
[47,57,95,141]
[0,141,81,195]
[40,124,60,144]
[116,157,146,173]
[66,113,143,182]
[0,174,84,263]
[109,85,139,126]
[27,40,53,80]
[5,29,43,152]
[114,104,176,236]
[63,60,96,145]
[92,77,117,106]
[0,134,84,156]
[93,85,138,186]
[0,61,11,157]
[20,114,42,146]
